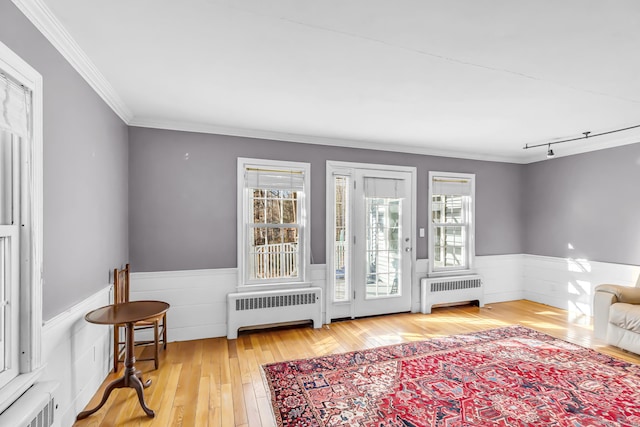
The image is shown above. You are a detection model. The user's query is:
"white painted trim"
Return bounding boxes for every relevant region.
[0,39,44,412]
[11,0,132,123]
[132,267,237,281]
[131,118,528,164]
[427,171,476,277]
[236,157,311,288]
[325,161,417,320]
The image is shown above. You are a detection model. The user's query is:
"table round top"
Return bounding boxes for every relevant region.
[85,300,170,325]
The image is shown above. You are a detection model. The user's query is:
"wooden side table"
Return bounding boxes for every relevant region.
[76,300,170,420]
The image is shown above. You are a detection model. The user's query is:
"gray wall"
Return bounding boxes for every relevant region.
[129,127,523,272]
[524,142,640,265]
[1,2,129,320]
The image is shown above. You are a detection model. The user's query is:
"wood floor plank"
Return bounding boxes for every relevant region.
[73,300,640,426]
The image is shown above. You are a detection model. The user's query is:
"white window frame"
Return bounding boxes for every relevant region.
[0,41,44,413]
[237,158,311,289]
[427,171,475,277]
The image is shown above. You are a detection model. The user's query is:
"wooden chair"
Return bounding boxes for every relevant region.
[113,264,167,372]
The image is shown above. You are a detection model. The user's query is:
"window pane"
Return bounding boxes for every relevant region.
[252,198,265,223]
[248,226,300,280]
[433,225,466,268]
[0,131,13,225]
[432,195,464,224]
[282,200,296,223]
[334,176,349,302]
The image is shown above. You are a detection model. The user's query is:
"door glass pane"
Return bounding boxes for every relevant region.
[334,176,349,302]
[0,131,13,225]
[0,237,6,371]
[365,197,401,299]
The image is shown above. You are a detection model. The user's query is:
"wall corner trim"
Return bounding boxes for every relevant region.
[11,0,133,123]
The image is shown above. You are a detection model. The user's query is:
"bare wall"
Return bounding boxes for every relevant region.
[1,2,129,320]
[129,127,523,272]
[523,142,640,265]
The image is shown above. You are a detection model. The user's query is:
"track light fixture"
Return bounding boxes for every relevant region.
[546,144,554,158]
[522,124,640,159]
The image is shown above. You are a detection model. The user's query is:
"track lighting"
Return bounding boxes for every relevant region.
[522,124,640,159]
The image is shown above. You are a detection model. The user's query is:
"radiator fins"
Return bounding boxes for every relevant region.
[235,292,318,311]
[430,278,482,293]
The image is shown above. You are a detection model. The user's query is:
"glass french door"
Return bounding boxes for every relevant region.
[329,165,413,319]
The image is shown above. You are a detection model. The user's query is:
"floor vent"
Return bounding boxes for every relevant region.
[227,287,323,339]
[0,381,58,427]
[421,275,484,314]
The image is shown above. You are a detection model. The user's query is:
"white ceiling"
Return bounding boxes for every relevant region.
[30,0,640,162]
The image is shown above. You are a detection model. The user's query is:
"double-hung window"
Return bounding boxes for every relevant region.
[0,41,43,413]
[237,158,310,287]
[428,171,475,276]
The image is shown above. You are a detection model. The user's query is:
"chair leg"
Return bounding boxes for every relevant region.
[113,324,119,373]
[162,314,167,350]
[154,321,159,370]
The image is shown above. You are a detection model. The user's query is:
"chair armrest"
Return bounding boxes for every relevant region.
[595,284,640,304]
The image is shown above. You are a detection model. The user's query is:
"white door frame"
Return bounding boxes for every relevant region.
[325,161,417,324]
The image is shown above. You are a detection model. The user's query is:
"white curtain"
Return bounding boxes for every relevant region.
[0,72,31,139]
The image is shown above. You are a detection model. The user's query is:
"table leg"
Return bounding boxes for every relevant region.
[76,375,126,420]
[76,322,155,420]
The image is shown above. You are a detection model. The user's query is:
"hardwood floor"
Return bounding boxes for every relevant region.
[73,300,640,426]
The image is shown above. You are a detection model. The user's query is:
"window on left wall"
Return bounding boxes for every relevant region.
[237,158,311,287]
[0,41,43,412]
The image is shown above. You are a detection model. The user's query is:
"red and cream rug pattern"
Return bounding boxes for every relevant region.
[262,326,640,426]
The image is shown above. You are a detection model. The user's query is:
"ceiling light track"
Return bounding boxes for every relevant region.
[523,124,640,158]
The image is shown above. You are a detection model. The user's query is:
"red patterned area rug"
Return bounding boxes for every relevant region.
[262,325,640,426]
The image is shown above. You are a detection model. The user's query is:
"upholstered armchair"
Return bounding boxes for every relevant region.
[594,274,640,354]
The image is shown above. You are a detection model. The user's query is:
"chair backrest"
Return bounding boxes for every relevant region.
[114,263,131,304]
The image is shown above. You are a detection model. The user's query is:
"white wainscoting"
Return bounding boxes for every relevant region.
[130,265,327,342]
[127,255,639,342]
[411,255,525,313]
[476,254,525,303]
[37,254,638,427]
[130,268,237,341]
[41,285,112,427]
[523,254,640,316]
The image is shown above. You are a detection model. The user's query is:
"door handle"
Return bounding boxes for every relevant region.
[405,247,412,252]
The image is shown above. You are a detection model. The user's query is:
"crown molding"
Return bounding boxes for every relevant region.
[129,117,526,164]
[12,0,133,123]
[11,0,640,164]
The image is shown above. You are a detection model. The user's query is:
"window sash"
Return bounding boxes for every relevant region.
[428,171,475,276]
[239,158,310,287]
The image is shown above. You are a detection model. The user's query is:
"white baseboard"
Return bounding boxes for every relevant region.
[41,285,112,427]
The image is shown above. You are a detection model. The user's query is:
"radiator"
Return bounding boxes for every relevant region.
[420,275,484,314]
[0,381,59,427]
[227,287,322,339]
